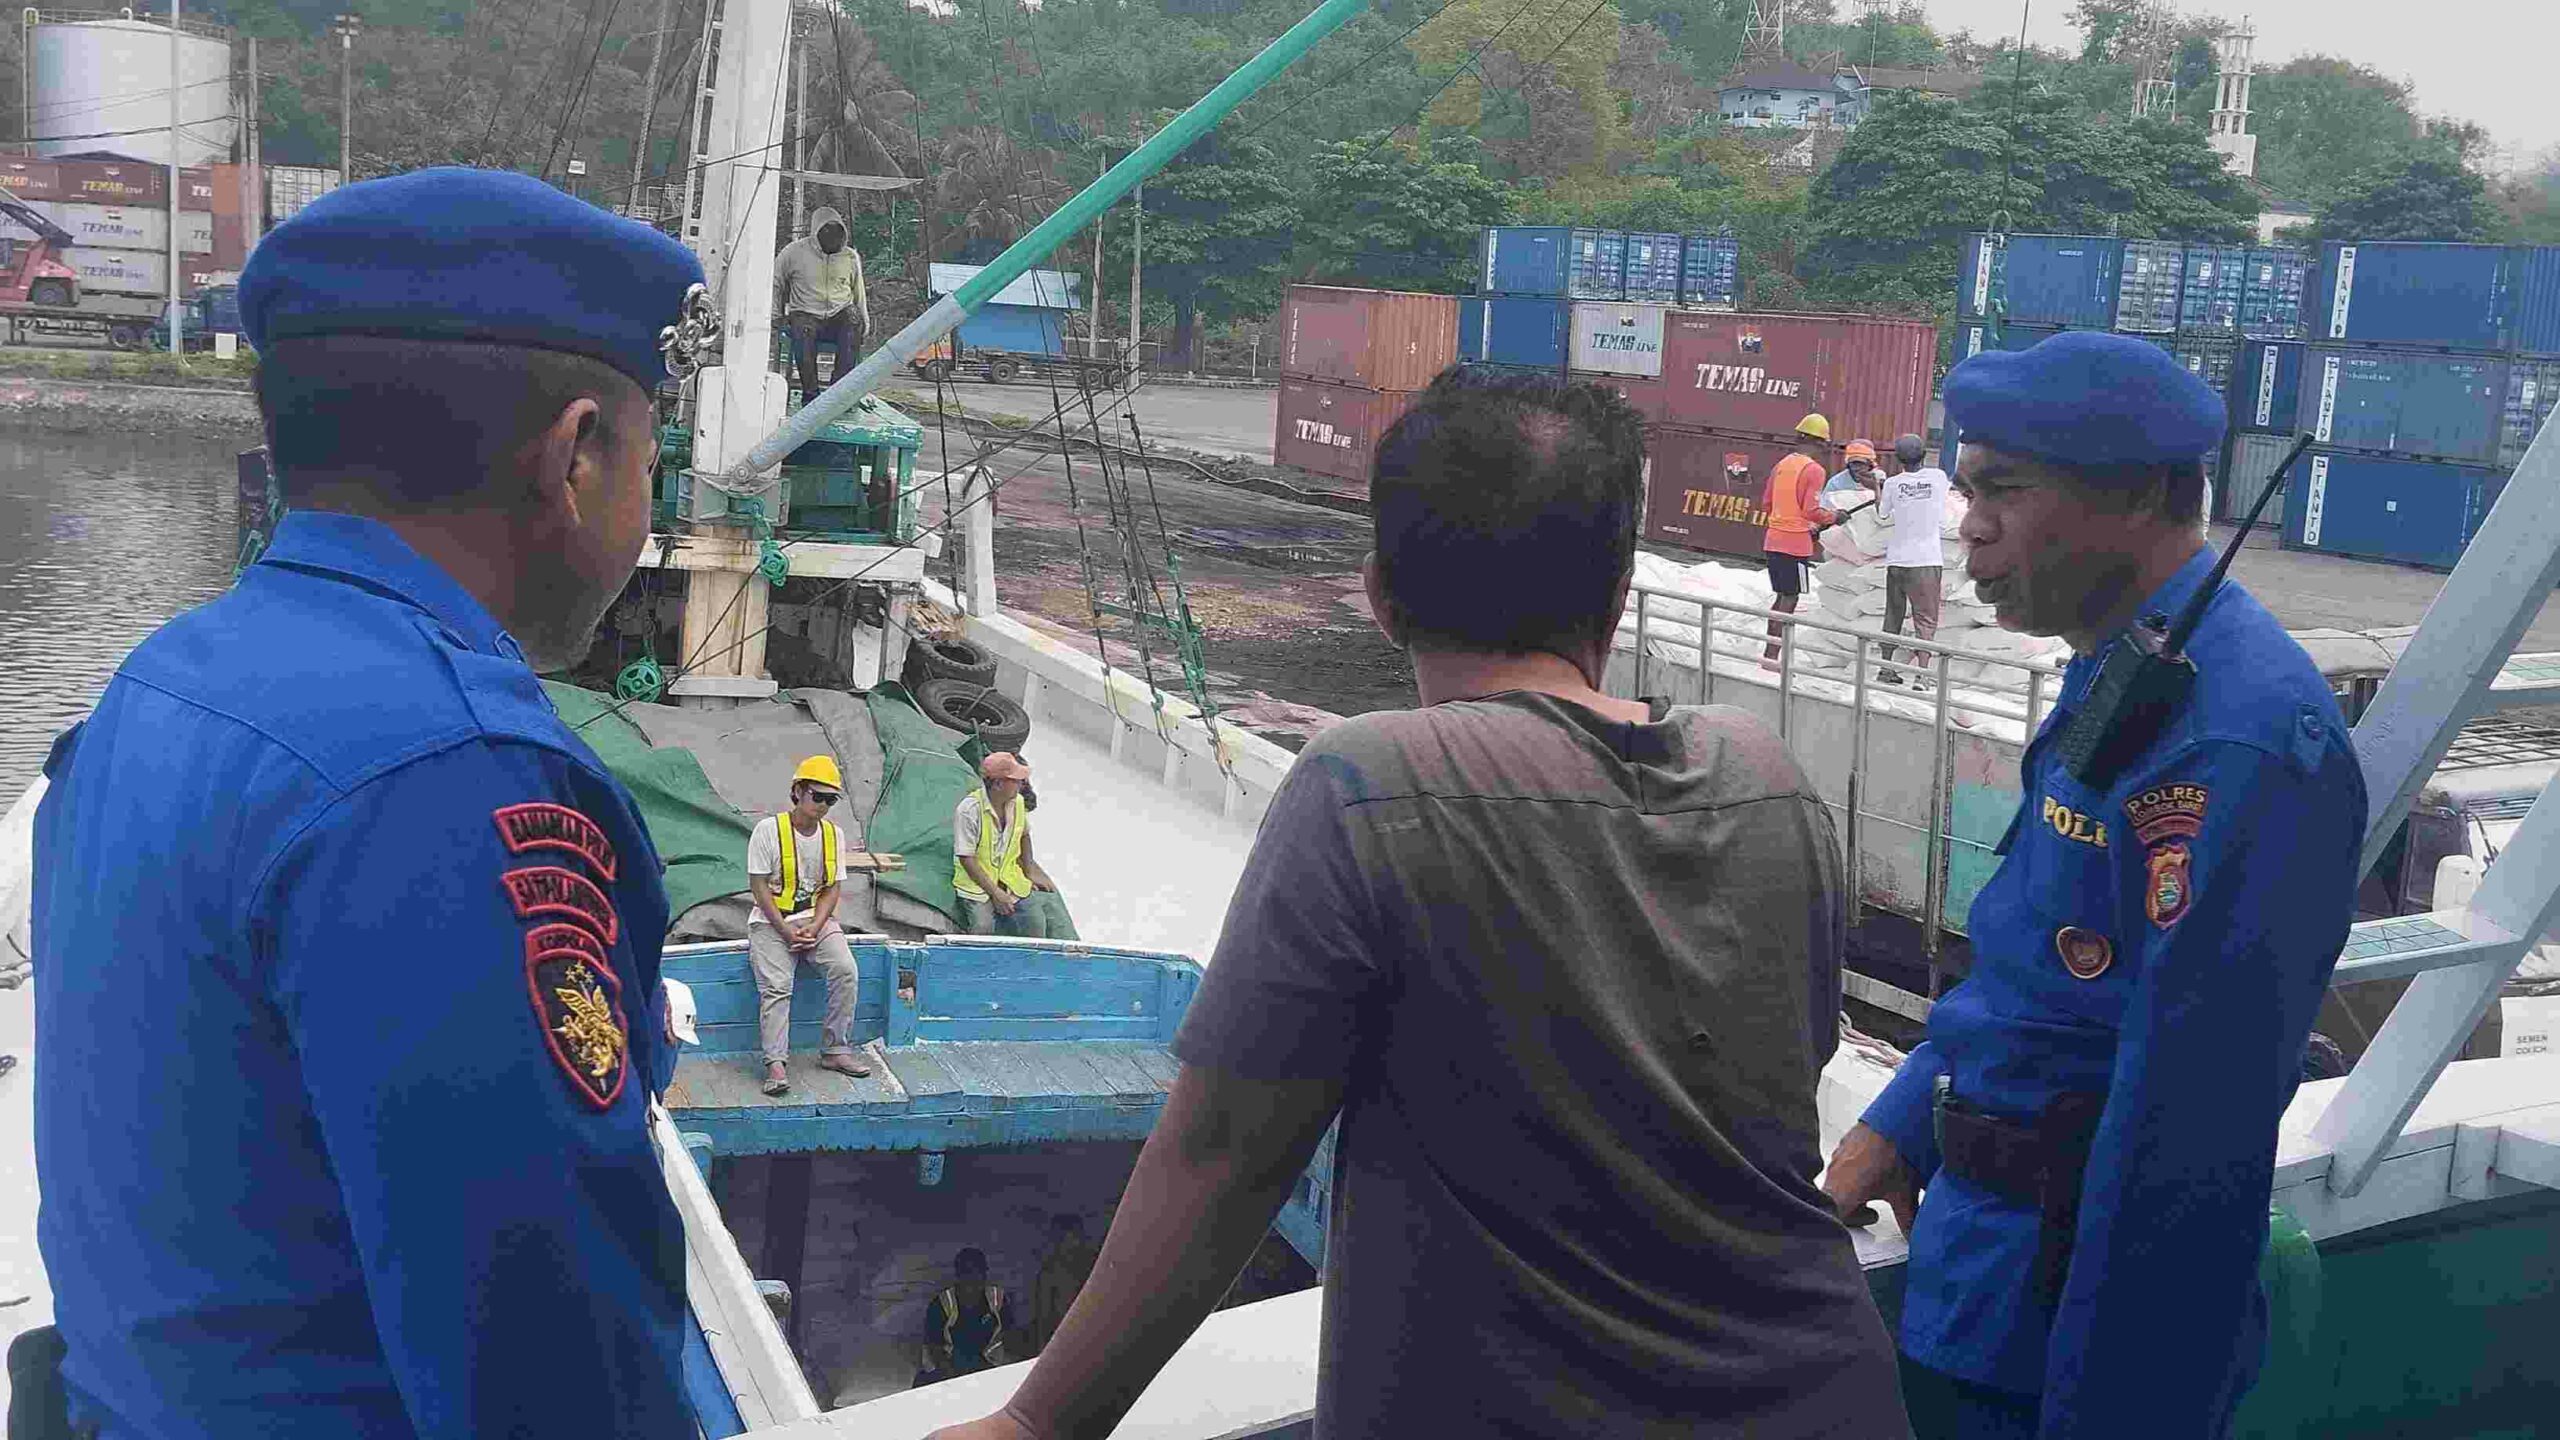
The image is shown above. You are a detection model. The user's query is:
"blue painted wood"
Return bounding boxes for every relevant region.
[888,973,921,1047]
[882,1045,967,1115]
[1126,1046,1184,1092]
[678,1096,1169,1156]
[1155,965,1200,1043]
[1074,1045,1166,1103]
[682,1131,716,1178]
[682,1308,748,1438]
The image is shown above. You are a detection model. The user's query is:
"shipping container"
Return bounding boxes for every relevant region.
[62,246,216,296]
[2314,241,2516,351]
[1570,301,1669,378]
[1458,295,1570,369]
[2220,431,2303,524]
[2507,358,2560,469]
[1569,229,1626,301]
[2114,239,2187,334]
[1680,233,1740,310]
[2,200,217,251]
[267,164,341,224]
[954,302,1075,357]
[2301,346,2510,464]
[2179,243,2248,334]
[2228,340,2304,435]
[1479,225,1570,296]
[1958,233,2121,328]
[1270,379,1420,490]
[1622,233,1682,304]
[2283,450,2495,570]
[1659,310,1936,442]
[1643,425,1804,558]
[1951,319,2065,364]
[1577,368,1668,425]
[2516,246,2560,358]
[2239,248,2310,339]
[1277,284,1458,391]
[0,158,61,202]
[54,158,165,206]
[2155,334,2239,396]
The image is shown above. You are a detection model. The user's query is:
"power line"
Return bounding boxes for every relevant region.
[1233,0,1469,142]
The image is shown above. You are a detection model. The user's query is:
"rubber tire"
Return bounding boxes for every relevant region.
[29,279,71,308]
[986,355,1022,384]
[916,679,1032,756]
[108,324,145,350]
[904,634,999,690]
[919,358,955,383]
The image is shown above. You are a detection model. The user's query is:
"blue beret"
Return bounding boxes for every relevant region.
[240,166,703,393]
[1944,331,2224,469]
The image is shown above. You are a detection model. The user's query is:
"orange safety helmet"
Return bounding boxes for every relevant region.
[1843,439,1879,464]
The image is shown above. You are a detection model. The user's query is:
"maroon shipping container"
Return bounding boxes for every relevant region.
[1279,285,1459,392]
[56,159,166,206]
[1660,310,1936,445]
[1576,369,1668,426]
[1272,378,1421,492]
[0,159,61,202]
[1643,425,1818,559]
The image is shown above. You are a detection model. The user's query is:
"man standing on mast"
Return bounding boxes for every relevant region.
[1823,333,2366,1438]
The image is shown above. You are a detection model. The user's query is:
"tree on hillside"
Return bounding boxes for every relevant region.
[2304,154,2496,245]
[2248,57,2425,208]
[2501,150,2560,245]
[1410,0,1629,180]
[1136,131,1298,367]
[1799,86,2252,317]
[1292,135,1511,292]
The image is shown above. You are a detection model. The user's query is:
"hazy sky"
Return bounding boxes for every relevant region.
[1915,0,2559,166]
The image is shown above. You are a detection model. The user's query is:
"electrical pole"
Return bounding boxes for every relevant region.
[333,13,361,183]
[167,0,182,356]
[630,0,676,208]
[243,34,262,248]
[1088,160,1104,360]
[1127,179,1141,371]
[791,7,809,236]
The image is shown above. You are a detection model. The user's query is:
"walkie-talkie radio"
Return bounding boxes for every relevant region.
[2052,431,2316,786]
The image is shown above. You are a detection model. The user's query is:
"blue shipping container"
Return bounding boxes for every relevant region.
[2300,346,2510,464]
[2115,239,2187,334]
[2180,244,2248,334]
[2284,450,2493,570]
[1480,225,1571,296]
[1951,319,2062,362]
[1680,234,1739,309]
[1623,233,1682,303]
[2239,248,2310,339]
[2228,340,2305,434]
[1458,296,1570,369]
[1569,229,1626,300]
[2516,246,2560,357]
[1958,233,2122,328]
[2507,357,2560,468]
[957,302,1073,357]
[2314,241,2515,350]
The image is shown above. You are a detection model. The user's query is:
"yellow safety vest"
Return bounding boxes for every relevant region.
[951,790,1030,902]
[773,815,841,914]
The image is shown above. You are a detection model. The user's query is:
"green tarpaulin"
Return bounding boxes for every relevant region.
[543,681,755,922]
[863,680,978,924]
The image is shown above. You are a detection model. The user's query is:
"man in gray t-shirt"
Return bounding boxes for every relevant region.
[928,367,1908,1440]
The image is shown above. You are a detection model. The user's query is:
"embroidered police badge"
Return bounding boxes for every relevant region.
[2055,926,2114,980]
[525,923,629,1109]
[2146,843,2194,928]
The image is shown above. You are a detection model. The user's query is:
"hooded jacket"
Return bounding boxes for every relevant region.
[774,206,867,323]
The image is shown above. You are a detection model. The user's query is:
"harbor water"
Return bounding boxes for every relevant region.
[0,432,237,798]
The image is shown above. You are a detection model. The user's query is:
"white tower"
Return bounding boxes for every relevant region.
[2207,20,2258,177]
[2126,0,2178,119]
[1742,0,1785,66]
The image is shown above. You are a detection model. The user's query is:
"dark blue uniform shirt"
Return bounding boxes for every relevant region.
[33,511,688,1438]
[1862,546,2366,1436]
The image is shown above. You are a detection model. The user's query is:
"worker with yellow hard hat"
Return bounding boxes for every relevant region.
[953,751,1079,940]
[1760,412,1842,666]
[1827,437,1881,497]
[745,753,871,1096]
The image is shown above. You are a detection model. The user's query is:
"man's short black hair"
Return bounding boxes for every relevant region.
[255,334,648,508]
[1370,364,1646,657]
[954,1247,989,1277]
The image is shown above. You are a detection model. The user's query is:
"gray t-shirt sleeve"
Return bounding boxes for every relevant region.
[1173,752,1383,1081]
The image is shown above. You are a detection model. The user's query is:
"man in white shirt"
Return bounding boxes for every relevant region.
[746,754,872,1096]
[1876,433,1949,686]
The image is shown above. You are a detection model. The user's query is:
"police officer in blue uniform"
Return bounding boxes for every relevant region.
[31,168,703,1439]
[1823,333,2367,1439]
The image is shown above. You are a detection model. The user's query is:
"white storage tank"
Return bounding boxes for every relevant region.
[28,13,235,167]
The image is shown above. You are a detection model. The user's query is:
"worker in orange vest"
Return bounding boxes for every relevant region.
[1761,413,1841,667]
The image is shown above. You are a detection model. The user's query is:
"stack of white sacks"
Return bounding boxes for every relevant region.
[1794,487,2069,686]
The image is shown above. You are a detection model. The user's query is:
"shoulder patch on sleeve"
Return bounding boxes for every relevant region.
[2124,782,2209,847]
[492,802,619,880]
[501,865,620,945]
[524,924,629,1109]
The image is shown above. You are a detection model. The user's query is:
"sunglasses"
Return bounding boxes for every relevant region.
[806,790,841,808]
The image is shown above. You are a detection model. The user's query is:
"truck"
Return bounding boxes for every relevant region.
[145,283,244,353]
[1602,589,2560,1066]
[908,262,1128,390]
[0,189,176,350]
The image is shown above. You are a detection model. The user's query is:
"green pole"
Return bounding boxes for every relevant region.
[740,0,1369,475]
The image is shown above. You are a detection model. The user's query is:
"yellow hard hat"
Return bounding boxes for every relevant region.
[792,754,843,790]
[1796,413,1832,441]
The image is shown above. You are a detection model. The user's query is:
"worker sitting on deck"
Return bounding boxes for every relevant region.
[923,364,1907,1440]
[953,751,1079,940]
[1762,412,1841,668]
[918,1249,1017,1385]
[775,204,871,407]
[748,754,873,1097]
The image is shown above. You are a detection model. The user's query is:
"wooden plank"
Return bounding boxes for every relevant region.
[650,1108,821,1424]
[915,1015,1164,1044]
[1127,1045,1185,1092]
[933,1042,1036,1108]
[1034,1046,1118,1105]
[993,1043,1089,1107]
[885,1044,967,1115]
[1075,1045,1163,1103]
[678,1097,1168,1157]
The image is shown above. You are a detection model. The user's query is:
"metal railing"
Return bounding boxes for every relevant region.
[1617,576,2067,975]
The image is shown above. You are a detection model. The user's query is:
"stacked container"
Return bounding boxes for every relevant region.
[1680,233,1740,311]
[1270,284,1458,493]
[2264,241,2560,567]
[0,154,247,303]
